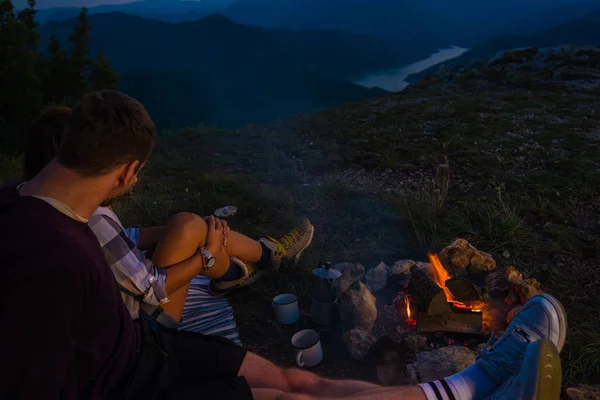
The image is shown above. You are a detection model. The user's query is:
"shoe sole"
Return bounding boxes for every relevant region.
[528,339,562,400]
[529,293,568,353]
[293,224,315,267]
[209,270,266,297]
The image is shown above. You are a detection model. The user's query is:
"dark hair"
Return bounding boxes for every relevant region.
[57,90,157,177]
[23,106,72,180]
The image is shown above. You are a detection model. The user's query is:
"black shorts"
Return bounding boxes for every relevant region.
[122,316,252,400]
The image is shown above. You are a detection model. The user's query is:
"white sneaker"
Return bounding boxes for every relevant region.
[477,293,567,385]
[484,339,562,400]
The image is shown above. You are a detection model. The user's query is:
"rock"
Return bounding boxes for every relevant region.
[366,262,388,293]
[401,334,428,354]
[339,281,378,332]
[506,306,523,324]
[415,261,430,271]
[371,335,423,385]
[565,385,600,400]
[332,262,365,294]
[502,250,511,259]
[390,260,416,277]
[485,266,523,294]
[406,346,477,384]
[343,327,376,361]
[506,278,542,305]
[439,238,497,279]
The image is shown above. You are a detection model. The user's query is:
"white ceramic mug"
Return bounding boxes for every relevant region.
[291,329,323,368]
[273,294,299,325]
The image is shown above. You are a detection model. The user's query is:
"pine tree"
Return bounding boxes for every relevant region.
[90,48,119,90]
[40,32,71,104]
[17,0,38,50]
[0,0,41,149]
[68,7,92,99]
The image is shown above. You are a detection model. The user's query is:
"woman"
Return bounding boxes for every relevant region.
[22,106,314,337]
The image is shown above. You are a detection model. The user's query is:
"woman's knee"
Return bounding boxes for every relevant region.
[168,212,207,240]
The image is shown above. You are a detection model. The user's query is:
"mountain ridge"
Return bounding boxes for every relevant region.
[38,12,433,129]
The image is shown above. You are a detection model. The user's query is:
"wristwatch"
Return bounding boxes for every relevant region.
[200,248,216,270]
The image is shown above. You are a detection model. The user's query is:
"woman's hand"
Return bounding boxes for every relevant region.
[205,216,225,255]
[205,216,230,254]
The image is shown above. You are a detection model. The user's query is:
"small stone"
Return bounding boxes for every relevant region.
[565,385,600,400]
[390,260,416,276]
[406,346,477,384]
[502,250,511,259]
[366,262,388,293]
[332,262,365,294]
[506,306,523,324]
[339,282,378,332]
[343,327,376,361]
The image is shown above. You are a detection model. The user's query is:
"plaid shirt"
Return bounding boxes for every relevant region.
[88,207,178,328]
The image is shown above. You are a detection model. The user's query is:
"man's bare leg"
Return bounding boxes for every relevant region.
[239,352,380,397]
[252,386,426,400]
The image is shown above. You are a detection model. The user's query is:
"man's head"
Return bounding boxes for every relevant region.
[23,106,72,181]
[57,90,157,206]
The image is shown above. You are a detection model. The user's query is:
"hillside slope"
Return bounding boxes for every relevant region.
[109,45,600,385]
[39,13,433,129]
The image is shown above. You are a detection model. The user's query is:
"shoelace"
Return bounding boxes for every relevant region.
[267,227,303,256]
[479,327,529,378]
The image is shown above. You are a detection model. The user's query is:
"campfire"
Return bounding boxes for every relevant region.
[400,253,486,334]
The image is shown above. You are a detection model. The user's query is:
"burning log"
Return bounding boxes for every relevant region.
[417,311,483,335]
[446,278,482,302]
[409,265,452,316]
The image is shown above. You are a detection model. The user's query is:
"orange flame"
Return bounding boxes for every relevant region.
[427,252,456,301]
[427,252,482,313]
[404,296,417,325]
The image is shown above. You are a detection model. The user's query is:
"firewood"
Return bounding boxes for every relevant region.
[446,278,482,302]
[417,311,483,334]
[409,265,452,316]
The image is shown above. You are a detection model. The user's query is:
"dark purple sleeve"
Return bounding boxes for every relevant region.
[1,251,84,399]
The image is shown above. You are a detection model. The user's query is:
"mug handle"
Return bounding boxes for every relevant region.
[296,351,305,368]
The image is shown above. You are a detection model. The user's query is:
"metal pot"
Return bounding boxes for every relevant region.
[311,262,341,303]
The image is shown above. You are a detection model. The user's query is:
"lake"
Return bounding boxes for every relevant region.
[354,46,469,92]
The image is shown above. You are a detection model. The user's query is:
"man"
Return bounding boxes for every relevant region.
[0,90,565,399]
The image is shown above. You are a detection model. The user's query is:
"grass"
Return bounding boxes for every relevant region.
[1,45,599,386]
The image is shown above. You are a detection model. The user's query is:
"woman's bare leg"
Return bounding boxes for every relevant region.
[150,213,263,320]
[152,212,229,321]
[224,230,263,263]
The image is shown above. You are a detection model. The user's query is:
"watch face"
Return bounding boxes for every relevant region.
[207,257,216,268]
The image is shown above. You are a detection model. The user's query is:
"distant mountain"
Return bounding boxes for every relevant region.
[38,13,434,129]
[406,9,600,83]
[34,0,230,23]
[34,0,600,49]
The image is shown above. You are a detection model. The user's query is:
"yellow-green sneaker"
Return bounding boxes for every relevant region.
[259,217,314,271]
[209,258,264,297]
